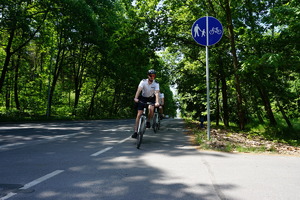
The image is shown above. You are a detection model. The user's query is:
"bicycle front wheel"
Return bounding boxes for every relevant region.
[137,116,145,149]
[136,132,143,149]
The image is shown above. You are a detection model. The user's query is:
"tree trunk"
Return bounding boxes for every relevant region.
[72,64,85,116]
[73,88,81,116]
[224,0,246,129]
[276,100,293,129]
[47,47,65,117]
[110,85,118,118]
[14,54,21,110]
[256,85,277,126]
[252,98,264,124]
[5,85,10,109]
[72,44,90,116]
[220,73,229,127]
[256,109,265,124]
[215,77,220,126]
[88,78,103,117]
[0,28,15,94]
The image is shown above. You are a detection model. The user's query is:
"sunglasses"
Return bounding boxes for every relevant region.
[148,74,156,78]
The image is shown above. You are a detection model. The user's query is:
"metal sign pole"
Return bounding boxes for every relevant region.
[206,16,211,140]
[191,16,223,140]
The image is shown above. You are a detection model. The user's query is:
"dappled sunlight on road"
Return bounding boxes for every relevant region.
[0,119,234,199]
[1,119,299,199]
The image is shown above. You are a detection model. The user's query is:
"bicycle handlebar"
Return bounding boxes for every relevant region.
[138,101,154,105]
[137,101,159,107]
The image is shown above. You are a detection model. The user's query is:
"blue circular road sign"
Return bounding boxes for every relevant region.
[191,16,223,46]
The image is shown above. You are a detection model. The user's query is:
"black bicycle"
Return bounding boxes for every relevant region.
[136,102,154,149]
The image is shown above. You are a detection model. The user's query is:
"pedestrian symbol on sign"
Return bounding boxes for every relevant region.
[193,24,206,38]
[193,24,200,37]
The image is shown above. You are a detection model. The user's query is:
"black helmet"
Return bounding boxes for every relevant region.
[147,69,156,75]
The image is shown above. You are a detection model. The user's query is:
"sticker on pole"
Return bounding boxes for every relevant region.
[191,16,223,46]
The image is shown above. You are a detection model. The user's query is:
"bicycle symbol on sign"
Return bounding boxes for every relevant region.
[209,27,222,35]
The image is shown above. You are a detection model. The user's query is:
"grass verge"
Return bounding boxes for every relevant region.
[184,118,300,155]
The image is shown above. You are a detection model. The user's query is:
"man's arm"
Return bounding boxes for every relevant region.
[155,90,160,106]
[134,87,142,102]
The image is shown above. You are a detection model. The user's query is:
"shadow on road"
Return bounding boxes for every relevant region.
[0,118,235,200]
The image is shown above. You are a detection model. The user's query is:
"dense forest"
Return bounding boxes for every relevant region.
[0,0,299,139]
[0,0,177,120]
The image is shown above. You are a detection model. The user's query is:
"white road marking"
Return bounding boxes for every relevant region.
[118,136,131,144]
[0,170,64,200]
[0,142,25,150]
[0,132,82,152]
[90,147,113,157]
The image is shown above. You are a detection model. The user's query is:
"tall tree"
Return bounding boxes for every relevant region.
[0,0,49,93]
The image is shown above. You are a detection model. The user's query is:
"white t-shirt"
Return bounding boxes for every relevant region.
[138,79,160,98]
[159,93,164,104]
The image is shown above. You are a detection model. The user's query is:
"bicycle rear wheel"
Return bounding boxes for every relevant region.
[137,116,145,149]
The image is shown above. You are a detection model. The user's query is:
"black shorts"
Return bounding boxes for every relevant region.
[137,96,155,110]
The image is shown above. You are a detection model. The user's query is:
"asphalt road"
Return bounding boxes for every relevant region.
[0,119,299,200]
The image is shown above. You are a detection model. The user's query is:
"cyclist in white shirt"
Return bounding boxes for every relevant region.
[132,69,160,138]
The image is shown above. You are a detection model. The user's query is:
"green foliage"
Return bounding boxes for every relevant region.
[0,0,177,120]
[0,0,298,137]
[0,107,29,121]
[246,116,300,146]
[148,0,300,137]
